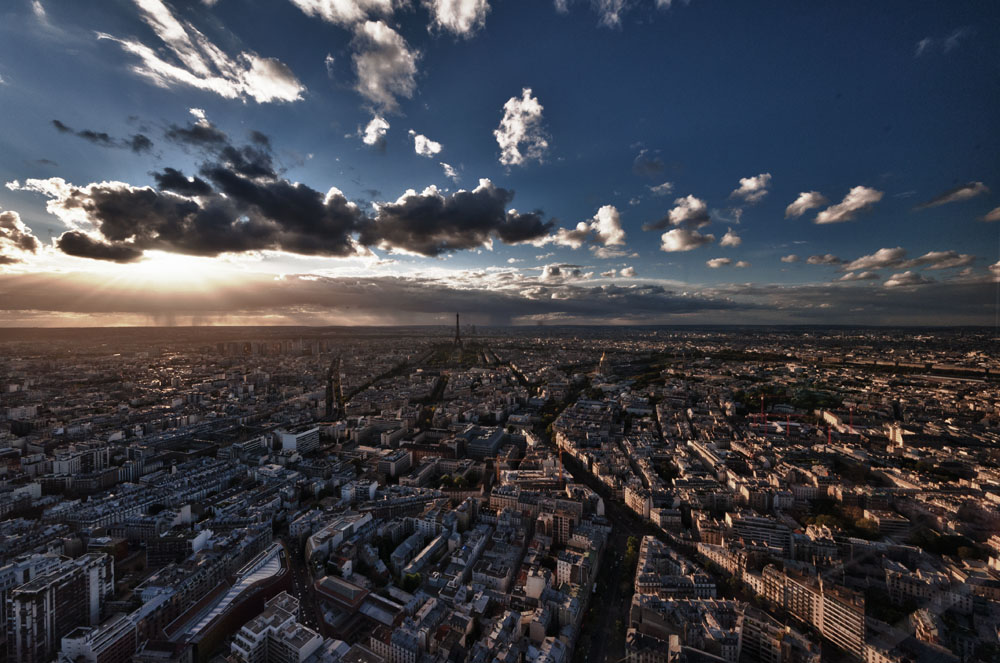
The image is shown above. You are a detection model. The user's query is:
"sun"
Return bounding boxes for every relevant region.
[94,251,248,293]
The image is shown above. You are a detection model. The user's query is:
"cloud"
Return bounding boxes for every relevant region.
[288,0,400,26]
[815,186,883,224]
[884,271,933,288]
[837,271,879,282]
[440,162,459,182]
[550,204,626,252]
[643,194,710,231]
[409,130,442,157]
[0,210,42,264]
[990,261,1000,280]
[594,0,626,27]
[351,20,419,112]
[56,231,145,263]
[360,178,552,256]
[361,115,390,147]
[620,265,636,277]
[423,0,490,36]
[554,0,570,13]
[983,206,1000,223]
[944,27,972,52]
[806,254,843,265]
[719,228,741,248]
[706,257,731,268]
[649,181,673,196]
[589,204,626,246]
[600,269,616,277]
[32,0,47,21]
[902,250,974,270]
[785,191,828,218]
[11,126,370,261]
[99,0,304,103]
[735,260,750,268]
[915,37,933,57]
[0,270,759,325]
[914,181,989,210]
[731,172,771,203]
[780,254,799,263]
[660,228,714,252]
[495,88,549,167]
[51,119,153,153]
[842,246,905,272]
[632,149,664,178]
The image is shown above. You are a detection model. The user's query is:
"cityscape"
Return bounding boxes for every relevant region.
[0,324,998,663]
[1,0,1000,662]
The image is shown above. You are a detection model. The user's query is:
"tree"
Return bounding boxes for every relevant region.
[439,474,454,489]
[453,475,468,489]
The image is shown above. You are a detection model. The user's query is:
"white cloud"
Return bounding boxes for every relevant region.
[361,115,390,146]
[554,0,569,13]
[288,0,399,26]
[507,257,522,264]
[440,162,459,182]
[423,0,490,36]
[352,20,419,112]
[785,191,828,218]
[660,228,714,252]
[324,53,336,78]
[719,228,741,248]
[594,0,626,28]
[731,172,771,203]
[668,195,710,228]
[189,107,207,122]
[32,0,47,21]
[902,250,974,270]
[884,271,933,288]
[990,261,1000,280]
[915,181,989,210]
[706,257,731,269]
[620,265,636,277]
[915,37,933,57]
[494,88,549,167]
[551,205,625,252]
[815,186,883,224]
[735,260,750,268]
[983,206,1000,223]
[781,254,799,263]
[649,181,673,196]
[408,130,442,157]
[600,269,616,277]
[837,271,879,282]
[590,205,625,246]
[842,246,906,272]
[807,254,843,265]
[99,0,304,103]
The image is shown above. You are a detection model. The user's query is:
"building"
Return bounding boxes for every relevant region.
[276,427,320,455]
[229,592,324,663]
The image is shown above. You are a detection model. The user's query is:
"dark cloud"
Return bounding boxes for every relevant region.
[56,231,143,263]
[128,134,154,154]
[52,119,153,152]
[249,130,272,149]
[0,211,41,253]
[22,123,555,262]
[0,255,22,265]
[359,180,553,256]
[164,122,229,147]
[632,149,664,178]
[152,168,214,196]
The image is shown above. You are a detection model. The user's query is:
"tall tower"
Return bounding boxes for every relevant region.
[454,313,462,347]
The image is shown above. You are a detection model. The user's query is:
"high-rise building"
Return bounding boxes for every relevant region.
[7,554,113,663]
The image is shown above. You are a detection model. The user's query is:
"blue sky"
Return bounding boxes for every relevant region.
[0,0,998,326]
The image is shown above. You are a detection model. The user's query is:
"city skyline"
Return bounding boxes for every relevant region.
[1,0,999,326]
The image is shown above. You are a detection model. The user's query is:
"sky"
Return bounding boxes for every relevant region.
[0,0,998,327]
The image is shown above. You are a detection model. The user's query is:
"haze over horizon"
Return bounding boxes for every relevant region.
[1,0,999,327]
